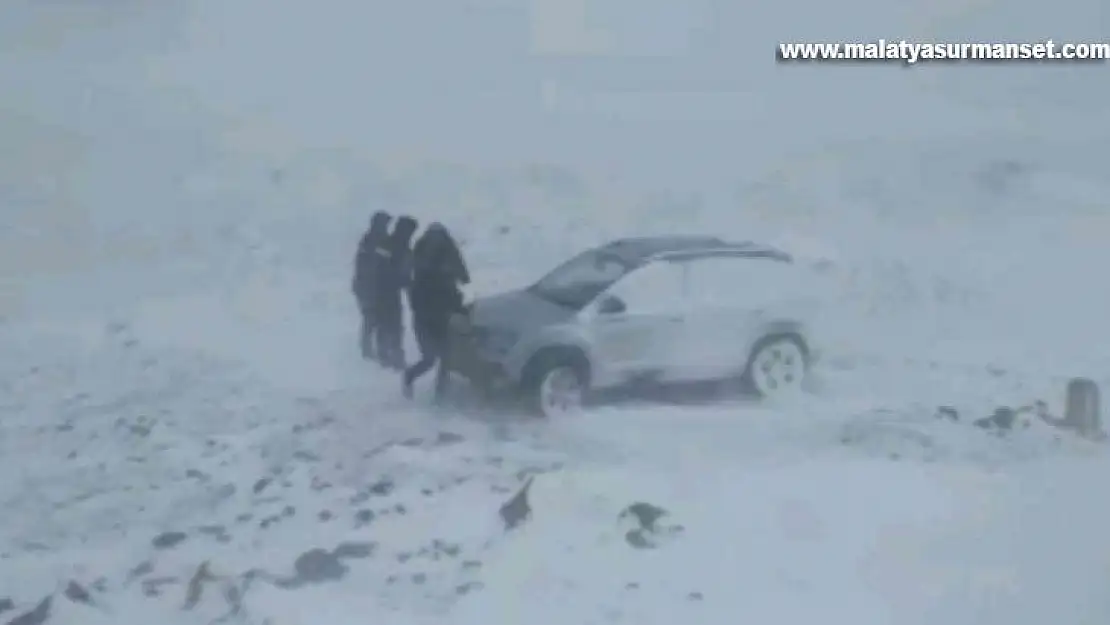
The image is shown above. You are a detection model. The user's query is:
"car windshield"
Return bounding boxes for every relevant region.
[529,249,632,309]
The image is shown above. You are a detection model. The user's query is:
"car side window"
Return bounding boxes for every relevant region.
[686,256,791,306]
[604,260,687,313]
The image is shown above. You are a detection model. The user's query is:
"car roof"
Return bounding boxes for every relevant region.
[598,236,791,264]
[599,236,726,261]
[653,245,793,263]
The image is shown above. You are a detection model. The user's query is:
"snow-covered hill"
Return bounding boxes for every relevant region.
[2,0,1109,623]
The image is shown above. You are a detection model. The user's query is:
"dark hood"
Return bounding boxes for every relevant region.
[414,224,448,270]
[414,222,470,284]
[470,288,575,334]
[391,215,419,244]
[368,211,391,237]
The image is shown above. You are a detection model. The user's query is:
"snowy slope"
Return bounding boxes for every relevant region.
[3,0,1110,623]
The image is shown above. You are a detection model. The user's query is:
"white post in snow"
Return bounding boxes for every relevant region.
[1064,377,1104,440]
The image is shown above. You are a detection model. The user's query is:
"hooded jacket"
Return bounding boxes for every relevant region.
[409,223,468,332]
[413,223,470,286]
[352,211,391,303]
[375,215,419,301]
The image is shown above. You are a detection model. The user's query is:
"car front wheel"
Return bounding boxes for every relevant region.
[743,335,808,398]
[534,365,585,417]
[522,350,589,417]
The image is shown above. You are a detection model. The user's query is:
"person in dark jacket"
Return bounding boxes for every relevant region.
[352,211,391,361]
[375,215,419,369]
[411,222,470,286]
[403,223,470,401]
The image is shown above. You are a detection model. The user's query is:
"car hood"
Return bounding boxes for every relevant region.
[470,288,575,334]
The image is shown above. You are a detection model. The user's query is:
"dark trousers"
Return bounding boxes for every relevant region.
[358,305,377,360]
[375,298,405,369]
[404,321,449,398]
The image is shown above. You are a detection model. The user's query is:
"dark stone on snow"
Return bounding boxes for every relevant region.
[212,483,237,501]
[183,563,214,609]
[620,502,668,532]
[252,477,272,494]
[142,577,178,598]
[0,598,13,614]
[620,502,682,549]
[63,581,92,605]
[974,406,1016,431]
[151,531,188,550]
[354,509,375,526]
[293,450,321,462]
[936,406,959,421]
[292,549,348,584]
[196,525,231,543]
[624,530,654,549]
[434,431,464,446]
[499,476,533,530]
[6,596,50,625]
[991,406,1016,430]
[126,561,154,582]
[456,581,483,595]
[333,542,375,559]
[368,479,394,496]
[431,540,461,557]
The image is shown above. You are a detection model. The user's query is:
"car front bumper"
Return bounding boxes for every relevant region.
[445,322,512,389]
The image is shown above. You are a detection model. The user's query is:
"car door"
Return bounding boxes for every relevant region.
[677,255,778,378]
[586,259,689,384]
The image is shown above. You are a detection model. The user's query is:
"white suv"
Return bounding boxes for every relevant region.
[448,236,818,417]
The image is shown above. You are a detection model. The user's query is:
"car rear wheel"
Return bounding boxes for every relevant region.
[743,335,807,398]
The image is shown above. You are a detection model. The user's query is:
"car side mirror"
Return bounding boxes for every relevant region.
[597,295,626,315]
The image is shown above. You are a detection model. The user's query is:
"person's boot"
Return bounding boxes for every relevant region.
[377,345,395,369]
[381,340,404,370]
[432,366,449,404]
[402,371,415,400]
[369,344,384,365]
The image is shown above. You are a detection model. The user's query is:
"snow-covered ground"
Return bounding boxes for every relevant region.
[3,0,1110,623]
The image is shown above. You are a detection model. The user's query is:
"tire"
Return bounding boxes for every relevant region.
[521,349,590,418]
[742,334,808,399]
